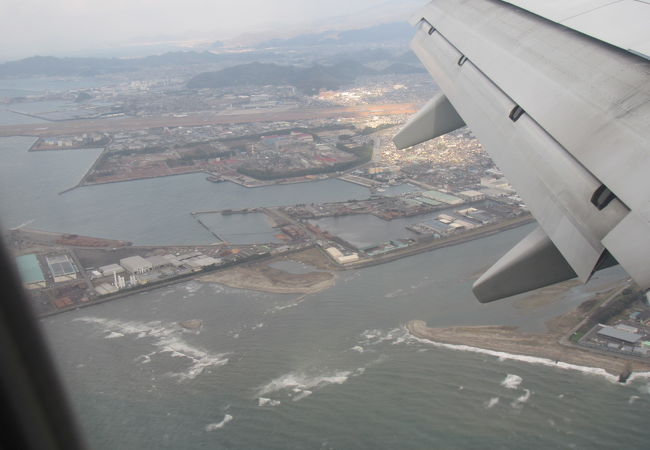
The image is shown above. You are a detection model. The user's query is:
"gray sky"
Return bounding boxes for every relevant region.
[0,0,419,61]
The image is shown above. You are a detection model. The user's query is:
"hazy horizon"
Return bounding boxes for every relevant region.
[0,0,425,62]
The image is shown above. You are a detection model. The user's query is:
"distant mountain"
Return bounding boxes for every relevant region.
[0,51,255,77]
[257,22,413,48]
[187,60,424,94]
[187,61,371,94]
[0,21,420,79]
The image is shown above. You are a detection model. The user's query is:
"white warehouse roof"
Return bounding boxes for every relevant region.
[120,256,153,273]
[99,263,125,276]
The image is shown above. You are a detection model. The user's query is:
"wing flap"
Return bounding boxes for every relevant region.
[393,92,465,150]
[602,212,650,288]
[473,226,576,303]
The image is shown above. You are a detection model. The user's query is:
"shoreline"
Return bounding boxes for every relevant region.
[405,270,650,380]
[406,313,650,380]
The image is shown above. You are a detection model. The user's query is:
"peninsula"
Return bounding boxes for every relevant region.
[407,281,650,379]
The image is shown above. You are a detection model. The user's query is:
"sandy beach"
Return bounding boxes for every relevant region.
[408,320,650,376]
[407,289,650,378]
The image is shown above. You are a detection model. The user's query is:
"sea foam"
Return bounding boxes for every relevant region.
[258,397,281,407]
[407,330,623,384]
[485,397,499,409]
[511,389,531,408]
[267,296,305,314]
[501,374,523,390]
[292,390,313,401]
[205,414,233,431]
[359,328,403,346]
[74,316,229,381]
[105,332,124,339]
[258,370,353,397]
[256,366,365,403]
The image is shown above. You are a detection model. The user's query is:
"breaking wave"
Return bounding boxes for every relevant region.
[258,397,281,407]
[384,289,406,299]
[485,397,499,409]
[205,414,233,431]
[501,374,523,390]
[357,325,650,388]
[105,331,124,339]
[258,370,353,397]
[74,316,230,381]
[256,365,366,403]
[292,390,313,401]
[383,325,650,387]
[266,295,305,314]
[511,389,531,408]
[626,372,650,384]
[407,330,626,384]
[358,328,404,346]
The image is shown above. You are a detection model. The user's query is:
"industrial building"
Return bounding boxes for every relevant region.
[413,196,441,207]
[163,254,185,267]
[420,190,464,205]
[185,255,220,270]
[145,255,171,269]
[94,283,119,296]
[119,256,153,274]
[325,247,359,264]
[407,218,450,235]
[458,207,494,224]
[597,326,643,344]
[437,214,456,224]
[46,254,77,282]
[99,263,125,276]
[458,190,486,202]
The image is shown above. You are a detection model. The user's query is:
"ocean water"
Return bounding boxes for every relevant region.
[41,243,650,450]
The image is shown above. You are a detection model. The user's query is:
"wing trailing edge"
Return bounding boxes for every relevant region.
[393,92,465,150]
[472,227,576,303]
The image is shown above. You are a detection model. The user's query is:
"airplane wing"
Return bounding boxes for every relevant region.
[394,0,650,302]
